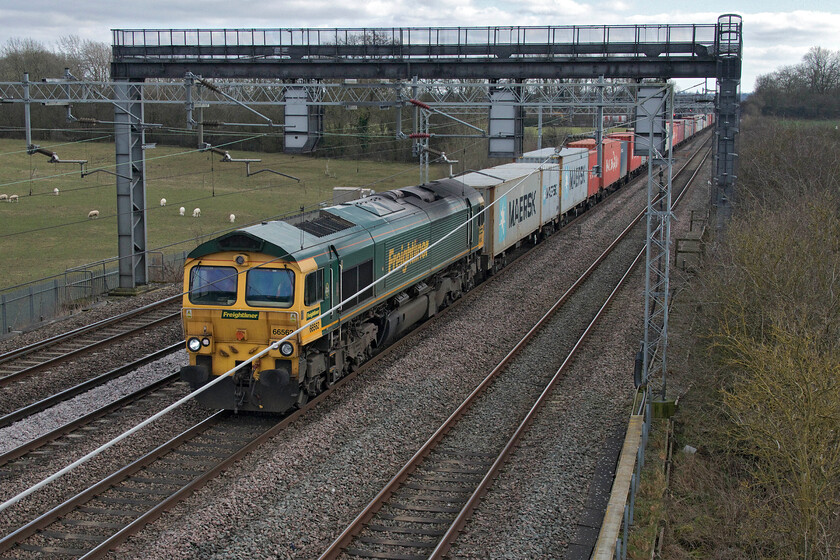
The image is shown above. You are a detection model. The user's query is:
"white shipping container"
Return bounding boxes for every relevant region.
[458,164,543,258]
[518,148,560,163]
[557,148,589,214]
[494,162,560,229]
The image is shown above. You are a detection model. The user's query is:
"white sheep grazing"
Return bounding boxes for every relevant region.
[192,208,201,218]
[9,194,19,202]
[53,188,59,196]
[179,206,185,216]
[0,194,7,201]
[160,198,166,207]
[88,210,99,219]
[229,214,235,223]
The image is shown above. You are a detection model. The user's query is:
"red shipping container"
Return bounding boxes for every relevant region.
[567,139,596,149]
[608,131,641,174]
[672,120,685,147]
[567,138,622,196]
[600,138,622,191]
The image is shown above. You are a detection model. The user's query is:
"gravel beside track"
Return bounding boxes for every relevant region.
[0,284,182,354]
[0,350,187,455]
[111,168,667,560]
[447,262,645,559]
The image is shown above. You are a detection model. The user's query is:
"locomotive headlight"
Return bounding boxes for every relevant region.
[187,337,201,352]
[279,341,294,356]
[201,337,211,347]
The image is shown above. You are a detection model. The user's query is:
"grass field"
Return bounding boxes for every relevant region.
[0,138,434,288]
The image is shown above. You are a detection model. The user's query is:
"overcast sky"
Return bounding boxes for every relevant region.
[2,1,839,92]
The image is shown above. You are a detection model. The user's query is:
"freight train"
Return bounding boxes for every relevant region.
[179,114,713,412]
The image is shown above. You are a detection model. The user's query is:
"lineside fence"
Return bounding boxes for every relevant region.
[592,390,652,559]
[0,251,189,338]
[0,190,368,339]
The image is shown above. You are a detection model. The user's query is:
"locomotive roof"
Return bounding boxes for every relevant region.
[187,178,479,263]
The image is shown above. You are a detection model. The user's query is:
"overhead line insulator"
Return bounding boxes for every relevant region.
[408,133,431,139]
[409,99,431,110]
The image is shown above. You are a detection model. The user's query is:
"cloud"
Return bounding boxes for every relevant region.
[1,3,839,92]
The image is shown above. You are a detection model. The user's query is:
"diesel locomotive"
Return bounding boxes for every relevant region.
[180,179,485,412]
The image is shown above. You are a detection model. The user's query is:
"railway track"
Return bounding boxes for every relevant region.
[0,138,710,559]
[317,143,711,560]
[0,294,463,559]
[0,411,276,559]
[0,343,182,430]
[0,294,182,388]
[0,372,182,478]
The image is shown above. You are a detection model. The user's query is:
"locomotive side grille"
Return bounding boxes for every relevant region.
[296,211,355,238]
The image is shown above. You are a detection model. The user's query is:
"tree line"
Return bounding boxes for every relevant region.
[746,46,840,119]
[0,36,110,82]
[0,36,586,170]
[0,37,498,166]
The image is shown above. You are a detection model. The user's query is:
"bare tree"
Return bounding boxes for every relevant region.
[56,35,111,81]
[798,46,840,94]
[0,38,67,80]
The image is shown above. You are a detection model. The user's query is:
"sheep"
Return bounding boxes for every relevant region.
[229,213,235,223]
[9,194,19,202]
[192,208,201,218]
[88,210,99,219]
[179,206,185,216]
[0,194,7,201]
[53,187,59,196]
[160,198,166,207]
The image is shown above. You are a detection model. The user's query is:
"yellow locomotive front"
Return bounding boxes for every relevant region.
[179,250,321,412]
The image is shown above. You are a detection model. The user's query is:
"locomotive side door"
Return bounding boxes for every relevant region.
[466,199,473,249]
[329,245,341,322]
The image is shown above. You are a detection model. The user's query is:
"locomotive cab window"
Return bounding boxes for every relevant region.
[304,269,325,306]
[189,266,238,306]
[245,268,295,308]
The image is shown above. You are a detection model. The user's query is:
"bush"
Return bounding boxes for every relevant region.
[690,117,840,558]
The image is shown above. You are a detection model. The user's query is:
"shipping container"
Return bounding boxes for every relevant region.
[557,148,589,214]
[518,148,560,163]
[608,131,642,176]
[617,137,628,179]
[458,164,544,261]
[673,120,685,147]
[493,162,560,229]
[600,138,622,191]
[566,139,598,198]
[682,118,694,139]
[566,139,595,152]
